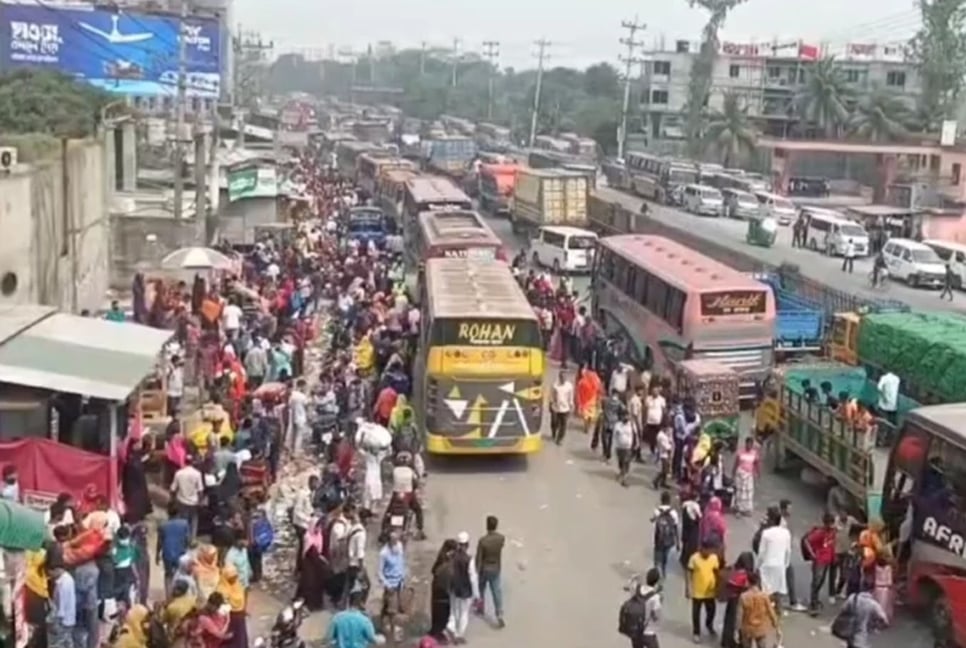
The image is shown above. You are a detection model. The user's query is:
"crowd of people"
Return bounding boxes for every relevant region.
[11,151,509,648]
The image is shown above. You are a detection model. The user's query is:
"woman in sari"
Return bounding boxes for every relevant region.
[113,604,150,648]
[164,579,198,647]
[197,593,231,648]
[217,565,248,648]
[679,488,702,572]
[429,539,457,643]
[165,427,189,487]
[575,365,603,436]
[720,551,755,648]
[120,439,151,523]
[700,496,728,563]
[194,545,221,602]
[295,520,328,611]
[731,437,760,517]
[873,547,896,622]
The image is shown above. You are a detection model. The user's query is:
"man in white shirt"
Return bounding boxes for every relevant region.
[287,379,310,455]
[842,239,856,273]
[221,300,243,338]
[609,363,632,399]
[628,386,644,461]
[613,411,635,486]
[877,371,900,425]
[170,460,205,539]
[166,356,184,416]
[644,385,667,458]
[549,371,574,446]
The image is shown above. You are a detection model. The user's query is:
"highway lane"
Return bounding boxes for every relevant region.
[453,208,931,648]
[595,186,966,315]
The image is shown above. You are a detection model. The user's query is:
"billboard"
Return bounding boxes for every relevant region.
[227,166,278,202]
[0,2,221,97]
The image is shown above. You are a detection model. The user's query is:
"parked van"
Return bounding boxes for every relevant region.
[802,208,870,257]
[530,225,598,273]
[884,238,948,288]
[754,191,797,225]
[721,188,759,220]
[682,184,724,216]
[923,239,966,289]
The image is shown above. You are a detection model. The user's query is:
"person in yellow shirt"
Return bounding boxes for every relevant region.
[687,539,721,642]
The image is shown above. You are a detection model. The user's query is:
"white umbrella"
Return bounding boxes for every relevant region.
[160,246,234,270]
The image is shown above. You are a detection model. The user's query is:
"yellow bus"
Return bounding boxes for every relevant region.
[415,258,545,455]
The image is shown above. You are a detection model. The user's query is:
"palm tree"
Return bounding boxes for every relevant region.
[796,57,852,137]
[848,89,912,142]
[703,92,758,166]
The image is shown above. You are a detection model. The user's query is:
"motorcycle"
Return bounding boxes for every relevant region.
[269,599,306,648]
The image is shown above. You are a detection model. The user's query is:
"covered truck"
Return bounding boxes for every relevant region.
[424,135,477,179]
[510,168,589,235]
[851,311,966,404]
[478,163,518,215]
[755,275,825,354]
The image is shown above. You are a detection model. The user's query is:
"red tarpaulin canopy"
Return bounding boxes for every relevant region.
[0,438,114,508]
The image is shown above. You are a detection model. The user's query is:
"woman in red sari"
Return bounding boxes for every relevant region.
[196,592,231,648]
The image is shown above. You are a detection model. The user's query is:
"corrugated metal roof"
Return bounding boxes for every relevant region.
[0,311,173,401]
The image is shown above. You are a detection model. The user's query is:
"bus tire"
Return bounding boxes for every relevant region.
[925,581,954,648]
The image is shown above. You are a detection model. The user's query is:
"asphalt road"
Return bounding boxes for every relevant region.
[593,186,966,316]
[414,209,935,648]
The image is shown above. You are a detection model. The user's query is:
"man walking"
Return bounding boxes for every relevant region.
[549,371,574,446]
[448,532,479,645]
[613,409,635,486]
[475,516,506,628]
[618,567,662,648]
[738,572,782,648]
[941,262,956,301]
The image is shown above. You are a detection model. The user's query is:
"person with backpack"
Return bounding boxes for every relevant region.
[618,568,662,648]
[830,580,888,648]
[248,507,274,585]
[803,512,837,616]
[650,491,680,579]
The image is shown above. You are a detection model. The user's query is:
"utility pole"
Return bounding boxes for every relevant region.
[528,38,551,147]
[450,38,460,87]
[419,41,427,76]
[232,29,273,148]
[482,40,500,121]
[618,17,646,160]
[172,0,188,219]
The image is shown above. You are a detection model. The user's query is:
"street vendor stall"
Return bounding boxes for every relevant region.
[0,500,50,648]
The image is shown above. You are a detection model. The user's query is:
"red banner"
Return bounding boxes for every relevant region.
[0,438,114,510]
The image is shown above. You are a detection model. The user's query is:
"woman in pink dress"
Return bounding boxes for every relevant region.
[873,549,896,622]
[731,437,760,517]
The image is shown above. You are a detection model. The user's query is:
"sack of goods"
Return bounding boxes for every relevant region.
[357,422,392,451]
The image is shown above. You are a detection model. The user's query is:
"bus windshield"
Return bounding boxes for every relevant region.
[669,168,697,185]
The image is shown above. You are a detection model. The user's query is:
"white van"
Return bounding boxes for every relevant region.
[530,225,598,273]
[803,208,870,257]
[721,188,759,220]
[754,191,797,225]
[682,184,724,216]
[924,239,966,289]
[883,238,948,288]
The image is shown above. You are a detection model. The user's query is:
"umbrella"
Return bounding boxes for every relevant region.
[160,246,234,271]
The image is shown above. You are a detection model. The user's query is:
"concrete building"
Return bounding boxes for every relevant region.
[639,39,922,146]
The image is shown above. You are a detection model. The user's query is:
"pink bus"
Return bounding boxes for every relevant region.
[592,234,777,400]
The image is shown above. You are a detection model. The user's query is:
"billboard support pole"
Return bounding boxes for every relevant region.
[173,0,188,220]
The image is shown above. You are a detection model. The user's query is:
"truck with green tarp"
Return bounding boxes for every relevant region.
[765,362,920,518]
[852,311,966,404]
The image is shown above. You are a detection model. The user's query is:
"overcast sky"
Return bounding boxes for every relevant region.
[235,0,922,69]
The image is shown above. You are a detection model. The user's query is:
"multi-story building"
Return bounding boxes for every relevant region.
[639,38,921,145]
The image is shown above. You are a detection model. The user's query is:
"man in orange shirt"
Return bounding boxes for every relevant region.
[575,366,603,436]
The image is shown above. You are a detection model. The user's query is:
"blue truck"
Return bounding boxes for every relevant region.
[755,274,826,353]
[347,206,395,248]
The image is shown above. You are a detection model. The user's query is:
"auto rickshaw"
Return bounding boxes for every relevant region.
[746,215,778,248]
[675,359,740,450]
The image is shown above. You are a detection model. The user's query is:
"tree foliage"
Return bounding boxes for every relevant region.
[0,69,112,137]
[910,0,966,130]
[703,93,758,165]
[266,50,624,153]
[796,57,853,137]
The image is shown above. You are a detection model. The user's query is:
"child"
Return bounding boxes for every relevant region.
[112,525,138,606]
[652,425,673,489]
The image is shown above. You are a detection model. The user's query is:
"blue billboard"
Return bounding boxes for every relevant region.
[0,2,222,97]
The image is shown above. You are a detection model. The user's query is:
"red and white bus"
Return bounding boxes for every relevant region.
[592,234,776,400]
[408,209,508,267]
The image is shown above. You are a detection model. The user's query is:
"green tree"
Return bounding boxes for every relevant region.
[683,0,749,155]
[0,69,111,137]
[848,90,912,142]
[703,92,758,166]
[796,57,852,136]
[910,0,966,130]
[582,62,621,98]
